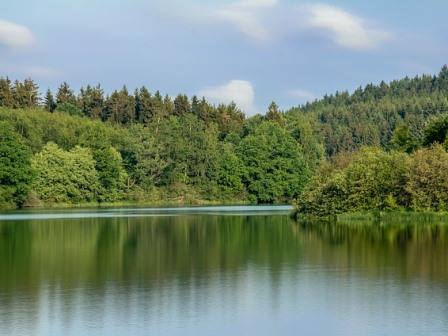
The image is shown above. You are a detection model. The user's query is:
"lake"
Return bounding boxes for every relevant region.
[0,207,447,336]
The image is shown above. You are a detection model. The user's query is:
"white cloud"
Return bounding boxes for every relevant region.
[212,0,278,41]
[199,80,257,116]
[0,19,34,49]
[303,4,390,50]
[287,89,316,102]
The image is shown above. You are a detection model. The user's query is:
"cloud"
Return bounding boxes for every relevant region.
[287,89,316,102]
[303,4,390,50]
[211,0,278,41]
[199,80,257,116]
[0,19,34,49]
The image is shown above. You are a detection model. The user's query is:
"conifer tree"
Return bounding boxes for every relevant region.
[12,79,39,108]
[79,84,104,119]
[44,89,56,112]
[0,77,13,107]
[103,86,135,124]
[266,101,285,126]
[135,86,154,124]
[56,82,76,105]
[173,94,190,116]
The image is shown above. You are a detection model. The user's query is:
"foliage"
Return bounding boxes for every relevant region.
[407,145,448,211]
[298,148,409,216]
[0,121,34,207]
[93,146,128,202]
[423,113,448,146]
[287,67,448,156]
[32,143,100,203]
[3,67,448,209]
[237,121,310,203]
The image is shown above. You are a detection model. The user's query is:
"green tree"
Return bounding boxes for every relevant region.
[79,85,104,119]
[12,79,39,108]
[0,121,34,207]
[0,78,13,107]
[238,121,310,203]
[265,101,284,125]
[423,113,448,146]
[173,94,190,116]
[56,82,77,105]
[44,89,57,112]
[32,143,100,203]
[126,125,168,188]
[391,122,416,153]
[407,145,448,210]
[343,148,409,210]
[103,86,135,124]
[217,143,246,197]
[93,146,128,202]
[135,86,154,124]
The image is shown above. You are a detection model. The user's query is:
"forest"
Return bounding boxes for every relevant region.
[2,66,448,212]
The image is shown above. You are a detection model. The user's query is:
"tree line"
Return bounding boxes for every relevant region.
[0,78,247,134]
[3,66,448,212]
[0,84,319,208]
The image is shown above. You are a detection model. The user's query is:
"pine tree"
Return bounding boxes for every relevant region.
[173,94,190,116]
[266,101,284,125]
[191,95,200,116]
[103,86,135,124]
[11,79,39,108]
[56,82,76,105]
[44,89,56,112]
[135,86,154,124]
[0,77,13,107]
[163,94,174,116]
[79,84,104,119]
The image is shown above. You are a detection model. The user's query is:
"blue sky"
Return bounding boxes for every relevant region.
[1,0,447,115]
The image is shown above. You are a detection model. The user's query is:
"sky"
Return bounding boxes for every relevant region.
[1,0,447,115]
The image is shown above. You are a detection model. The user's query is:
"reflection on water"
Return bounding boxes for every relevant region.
[0,209,447,336]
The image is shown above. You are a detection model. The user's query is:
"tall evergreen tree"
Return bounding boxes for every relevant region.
[103,86,135,124]
[79,84,104,119]
[11,79,39,108]
[44,89,56,112]
[135,86,154,124]
[173,94,190,116]
[266,101,284,125]
[0,77,13,107]
[56,82,76,105]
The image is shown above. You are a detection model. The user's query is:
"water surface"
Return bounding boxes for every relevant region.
[0,207,447,336]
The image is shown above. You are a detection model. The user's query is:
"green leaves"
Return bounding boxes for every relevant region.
[0,121,33,207]
[407,145,448,211]
[237,121,310,203]
[298,148,410,216]
[31,143,100,203]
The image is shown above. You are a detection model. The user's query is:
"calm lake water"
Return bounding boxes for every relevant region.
[0,207,447,336]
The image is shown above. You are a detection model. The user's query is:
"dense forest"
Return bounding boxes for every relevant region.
[2,66,448,211]
[0,78,319,208]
